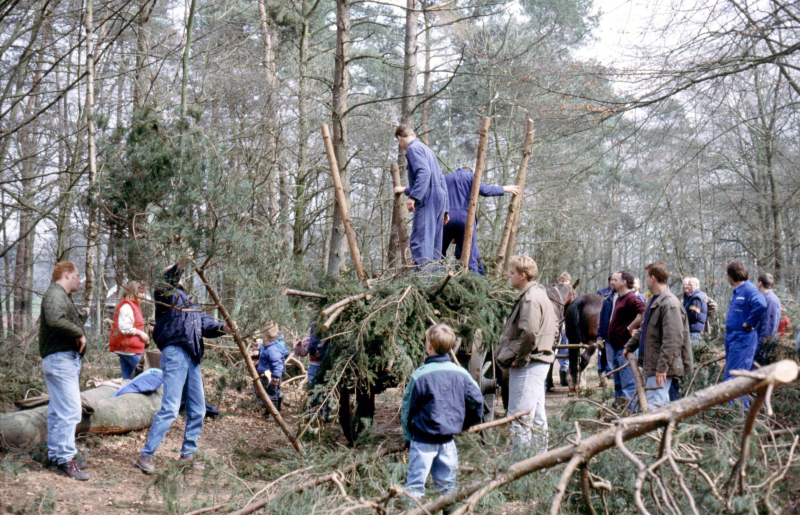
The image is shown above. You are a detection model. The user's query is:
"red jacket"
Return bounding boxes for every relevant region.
[109,299,146,354]
[778,316,793,338]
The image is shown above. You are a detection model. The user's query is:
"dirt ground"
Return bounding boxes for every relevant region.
[0,367,583,515]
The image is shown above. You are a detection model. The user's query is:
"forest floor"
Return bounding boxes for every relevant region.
[0,362,588,515]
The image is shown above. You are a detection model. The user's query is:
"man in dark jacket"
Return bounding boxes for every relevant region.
[40,262,89,480]
[401,324,483,502]
[624,262,692,410]
[681,277,708,346]
[136,260,228,473]
[440,167,520,274]
[394,125,449,270]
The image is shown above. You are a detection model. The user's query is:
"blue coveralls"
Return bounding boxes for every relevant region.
[724,281,766,408]
[440,168,505,274]
[754,290,781,365]
[255,340,290,411]
[404,138,449,269]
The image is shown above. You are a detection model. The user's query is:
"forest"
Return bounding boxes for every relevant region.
[1,0,800,513]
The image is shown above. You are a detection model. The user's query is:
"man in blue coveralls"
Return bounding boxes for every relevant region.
[440,166,520,274]
[724,261,767,408]
[754,272,782,367]
[394,125,449,270]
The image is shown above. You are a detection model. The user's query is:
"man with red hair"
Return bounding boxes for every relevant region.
[40,262,89,480]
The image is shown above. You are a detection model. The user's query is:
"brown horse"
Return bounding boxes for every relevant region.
[564,293,604,389]
[544,282,578,389]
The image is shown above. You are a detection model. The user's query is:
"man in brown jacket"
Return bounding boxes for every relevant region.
[624,262,692,410]
[497,255,557,456]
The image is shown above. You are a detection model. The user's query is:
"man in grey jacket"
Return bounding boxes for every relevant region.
[624,262,692,409]
[496,255,557,456]
[40,262,89,480]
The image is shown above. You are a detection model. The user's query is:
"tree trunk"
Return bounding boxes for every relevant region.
[420,5,431,145]
[293,14,310,260]
[387,162,409,268]
[327,0,351,277]
[83,0,99,327]
[179,0,197,120]
[401,0,418,128]
[133,0,156,110]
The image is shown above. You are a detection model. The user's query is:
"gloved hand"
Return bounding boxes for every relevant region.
[263,370,272,383]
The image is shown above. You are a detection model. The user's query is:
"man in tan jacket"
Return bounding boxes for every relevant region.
[624,262,692,410]
[497,255,557,456]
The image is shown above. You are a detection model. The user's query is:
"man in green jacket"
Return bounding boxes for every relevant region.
[624,262,692,410]
[40,262,89,480]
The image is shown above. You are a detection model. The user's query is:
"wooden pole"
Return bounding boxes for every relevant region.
[321,124,368,283]
[389,162,410,266]
[321,292,372,317]
[627,353,649,413]
[195,267,303,455]
[282,288,328,299]
[494,120,535,276]
[461,116,491,270]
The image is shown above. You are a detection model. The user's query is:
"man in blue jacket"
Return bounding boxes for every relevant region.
[754,273,782,366]
[681,277,708,346]
[136,259,229,473]
[724,261,767,408]
[440,167,520,274]
[394,125,449,270]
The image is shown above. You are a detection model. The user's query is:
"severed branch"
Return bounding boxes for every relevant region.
[196,267,302,455]
[725,388,768,503]
[433,271,455,296]
[402,360,799,515]
[627,353,649,413]
[321,293,372,317]
[465,409,531,434]
[321,305,347,332]
[282,288,328,299]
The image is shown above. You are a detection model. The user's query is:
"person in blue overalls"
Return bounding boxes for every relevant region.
[439,167,520,274]
[393,125,449,270]
[754,272,782,366]
[724,261,767,409]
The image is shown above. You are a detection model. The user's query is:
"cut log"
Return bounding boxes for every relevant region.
[322,124,368,283]
[321,293,372,317]
[404,360,799,515]
[495,120,535,276]
[460,117,491,270]
[321,304,347,332]
[0,386,162,449]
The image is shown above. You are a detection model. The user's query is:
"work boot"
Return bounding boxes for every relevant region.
[55,460,89,481]
[178,454,205,471]
[135,455,156,474]
[560,370,569,387]
[49,455,88,470]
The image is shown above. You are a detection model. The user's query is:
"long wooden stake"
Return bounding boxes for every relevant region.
[389,162,410,266]
[195,267,303,455]
[494,119,534,276]
[321,124,368,283]
[461,117,491,270]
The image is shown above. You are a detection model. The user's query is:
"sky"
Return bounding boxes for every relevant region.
[578,0,655,66]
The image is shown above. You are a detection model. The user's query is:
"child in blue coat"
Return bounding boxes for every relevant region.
[252,323,290,415]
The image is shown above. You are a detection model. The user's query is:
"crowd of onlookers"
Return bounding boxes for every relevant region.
[35,256,796,512]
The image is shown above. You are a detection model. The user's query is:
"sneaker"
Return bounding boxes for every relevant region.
[178,454,205,470]
[48,456,88,470]
[55,460,89,481]
[135,455,156,474]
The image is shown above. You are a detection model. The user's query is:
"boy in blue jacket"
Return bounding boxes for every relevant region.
[252,323,290,415]
[401,324,483,504]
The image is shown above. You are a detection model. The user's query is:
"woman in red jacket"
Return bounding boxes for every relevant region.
[109,281,149,379]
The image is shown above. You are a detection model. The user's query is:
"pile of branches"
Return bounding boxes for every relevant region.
[296,271,514,399]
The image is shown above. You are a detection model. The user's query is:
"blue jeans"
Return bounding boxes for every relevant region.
[141,345,205,458]
[508,361,548,457]
[557,332,569,372]
[43,351,82,465]
[118,353,142,380]
[405,439,458,499]
[606,344,636,403]
[645,375,672,410]
[689,333,702,348]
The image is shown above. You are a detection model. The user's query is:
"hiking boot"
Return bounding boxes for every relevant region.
[54,460,89,481]
[135,455,156,474]
[49,455,88,470]
[560,370,569,387]
[178,454,205,470]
